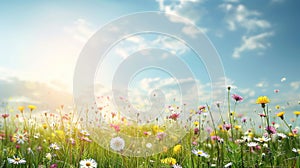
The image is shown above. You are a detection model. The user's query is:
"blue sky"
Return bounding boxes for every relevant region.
[0,0,300,121]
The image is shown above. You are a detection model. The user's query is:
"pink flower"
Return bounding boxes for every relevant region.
[266,126,276,134]
[50,164,58,168]
[211,136,220,141]
[215,101,222,108]
[194,128,199,135]
[80,136,92,142]
[223,124,232,131]
[199,106,206,110]
[111,112,116,118]
[255,145,261,150]
[259,113,266,117]
[192,141,198,145]
[1,114,9,119]
[206,127,213,133]
[16,144,21,149]
[168,113,180,121]
[292,128,298,134]
[232,94,243,102]
[110,124,120,132]
[156,132,167,141]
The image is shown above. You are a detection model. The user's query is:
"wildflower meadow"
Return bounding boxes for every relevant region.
[0,87,299,168]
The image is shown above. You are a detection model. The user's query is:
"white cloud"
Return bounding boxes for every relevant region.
[270,0,285,4]
[233,32,274,58]
[0,77,72,109]
[110,35,189,60]
[290,81,300,90]
[115,48,129,59]
[256,81,269,88]
[223,0,239,3]
[64,18,95,43]
[7,96,40,104]
[280,77,286,82]
[238,88,255,97]
[182,25,207,38]
[156,0,208,31]
[126,36,144,43]
[220,4,271,32]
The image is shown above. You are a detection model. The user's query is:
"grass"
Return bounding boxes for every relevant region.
[0,88,299,167]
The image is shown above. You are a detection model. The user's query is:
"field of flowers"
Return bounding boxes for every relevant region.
[0,87,300,168]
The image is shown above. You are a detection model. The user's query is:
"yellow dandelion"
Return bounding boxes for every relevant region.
[173,144,182,154]
[42,123,48,129]
[288,133,297,137]
[55,130,65,139]
[18,106,25,113]
[234,125,241,130]
[218,125,223,131]
[28,105,37,111]
[161,157,176,165]
[294,111,300,117]
[163,146,168,153]
[210,131,217,136]
[194,121,199,127]
[152,125,159,133]
[276,111,285,120]
[256,96,270,108]
[275,105,280,110]
[248,132,254,138]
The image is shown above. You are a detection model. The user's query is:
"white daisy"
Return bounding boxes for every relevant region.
[292,148,300,154]
[14,132,28,144]
[277,133,287,140]
[224,162,232,168]
[247,142,258,147]
[79,158,97,168]
[80,130,90,136]
[50,143,60,150]
[45,153,52,161]
[242,136,251,142]
[146,143,152,148]
[110,136,125,152]
[192,149,209,158]
[7,156,26,164]
[33,133,40,139]
[172,163,182,168]
[254,136,271,143]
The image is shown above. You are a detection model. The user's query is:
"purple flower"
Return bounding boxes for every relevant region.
[215,101,222,108]
[241,117,247,123]
[206,127,213,133]
[232,94,243,102]
[266,126,277,134]
[194,127,199,134]
[211,135,220,141]
[50,164,58,168]
[156,132,167,141]
[223,124,232,131]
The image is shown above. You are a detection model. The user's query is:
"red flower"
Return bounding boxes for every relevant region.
[168,113,180,121]
[1,114,9,119]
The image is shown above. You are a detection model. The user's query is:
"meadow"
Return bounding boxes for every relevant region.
[0,87,299,168]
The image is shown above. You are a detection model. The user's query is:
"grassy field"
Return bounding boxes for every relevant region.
[0,88,299,167]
